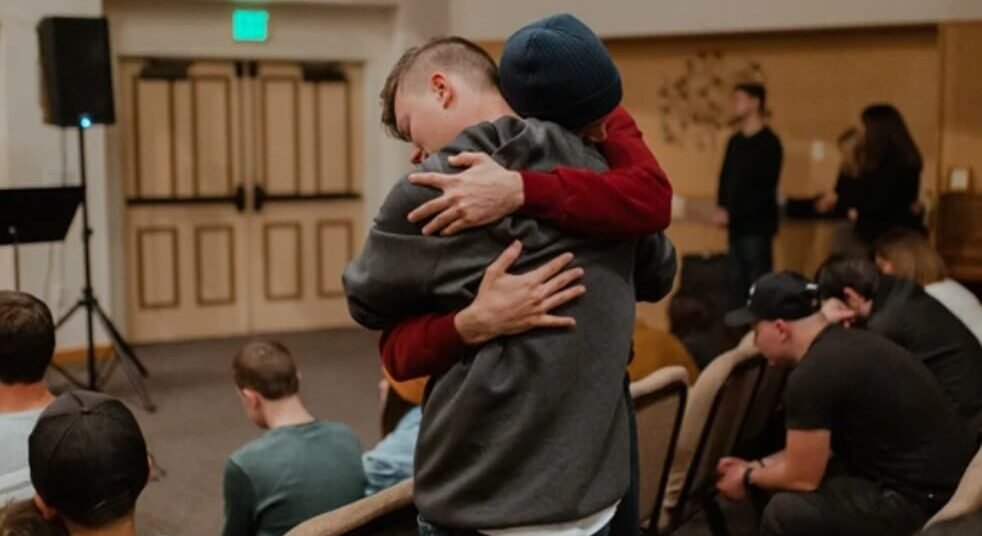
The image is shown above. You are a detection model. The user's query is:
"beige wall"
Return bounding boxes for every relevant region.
[452,0,982,40]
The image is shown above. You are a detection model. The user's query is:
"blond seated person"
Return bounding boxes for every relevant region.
[874,228,982,346]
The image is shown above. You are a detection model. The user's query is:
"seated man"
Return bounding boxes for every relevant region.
[224,340,365,536]
[718,272,976,536]
[0,391,150,536]
[343,18,674,535]
[0,291,57,504]
[817,257,982,432]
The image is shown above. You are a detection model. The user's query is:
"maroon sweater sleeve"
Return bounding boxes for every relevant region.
[380,107,673,379]
[520,106,673,237]
[380,312,472,381]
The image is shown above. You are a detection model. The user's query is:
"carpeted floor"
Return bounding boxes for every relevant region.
[47,328,751,536]
[49,328,383,536]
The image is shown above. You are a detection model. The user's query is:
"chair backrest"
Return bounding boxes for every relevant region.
[285,479,417,536]
[630,366,689,529]
[735,363,791,457]
[658,333,765,531]
[924,445,982,528]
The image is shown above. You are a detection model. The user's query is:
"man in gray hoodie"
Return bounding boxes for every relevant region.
[344,21,674,535]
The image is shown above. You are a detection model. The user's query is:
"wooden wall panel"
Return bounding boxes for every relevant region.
[607,28,939,201]
[940,22,982,194]
[194,78,233,196]
[135,80,174,197]
[136,227,179,309]
[195,225,236,305]
[317,82,350,193]
[262,79,300,194]
[264,223,303,300]
[316,220,353,297]
[172,80,195,197]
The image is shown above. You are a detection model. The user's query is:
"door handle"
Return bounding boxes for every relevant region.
[253,185,267,212]
[233,185,247,213]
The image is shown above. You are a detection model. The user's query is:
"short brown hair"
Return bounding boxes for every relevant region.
[380,36,498,141]
[232,340,299,400]
[0,291,55,385]
[874,228,947,286]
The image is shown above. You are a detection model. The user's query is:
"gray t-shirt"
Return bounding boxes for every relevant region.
[0,408,43,502]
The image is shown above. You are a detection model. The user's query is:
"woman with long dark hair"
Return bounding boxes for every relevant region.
[853,103,924,244]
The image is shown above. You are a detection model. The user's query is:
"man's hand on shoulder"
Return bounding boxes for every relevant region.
[407,152,524,236]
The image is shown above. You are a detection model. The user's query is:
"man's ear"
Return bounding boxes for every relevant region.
[241,388,262,409]
[428,72,453,108]
[773,319,791,341]
[33,494,58,521]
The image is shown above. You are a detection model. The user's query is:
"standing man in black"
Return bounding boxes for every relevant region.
[714,83,784,308]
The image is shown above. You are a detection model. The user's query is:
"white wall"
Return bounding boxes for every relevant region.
[0,0,110,349]
[450,0,982,40]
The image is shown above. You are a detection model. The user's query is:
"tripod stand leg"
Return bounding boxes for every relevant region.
[51,300,92,389]
[92,301,149,377]
[55,300,84,329]
[93,306,156,412]
[50,363,87,388]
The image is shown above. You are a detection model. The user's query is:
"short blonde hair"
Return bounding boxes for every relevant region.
[874,229,947,286]
[380,36,498,141]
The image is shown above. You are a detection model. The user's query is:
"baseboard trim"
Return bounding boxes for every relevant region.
[53,345,114,366]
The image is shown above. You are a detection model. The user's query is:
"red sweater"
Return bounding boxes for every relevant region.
[380,107,672,381]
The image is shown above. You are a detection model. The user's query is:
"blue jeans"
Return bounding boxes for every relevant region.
[728,234,773,309]
[418,517,610,536]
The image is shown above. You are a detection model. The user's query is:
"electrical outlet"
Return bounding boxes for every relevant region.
[810,141,826,162]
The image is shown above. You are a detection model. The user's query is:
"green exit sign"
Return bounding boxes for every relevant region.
[233,9,269,42]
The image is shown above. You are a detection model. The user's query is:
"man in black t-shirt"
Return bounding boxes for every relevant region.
[718,272,975,536]
[714,83,783,309]
[817,257,982,433]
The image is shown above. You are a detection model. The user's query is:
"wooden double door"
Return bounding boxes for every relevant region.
[120,59,364,343]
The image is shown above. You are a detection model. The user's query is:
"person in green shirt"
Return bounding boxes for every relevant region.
[224,340,366,536]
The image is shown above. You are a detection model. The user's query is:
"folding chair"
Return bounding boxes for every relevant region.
[630,366,689,533]
[658,333,766,536]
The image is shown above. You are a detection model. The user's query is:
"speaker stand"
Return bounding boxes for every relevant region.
[51,124,156,412]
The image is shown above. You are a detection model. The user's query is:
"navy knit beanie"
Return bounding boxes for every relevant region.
[499,13,622,130]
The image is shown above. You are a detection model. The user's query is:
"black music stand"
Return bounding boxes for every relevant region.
[0,187,82,291]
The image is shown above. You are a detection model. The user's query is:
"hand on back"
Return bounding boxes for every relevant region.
[408,152,524,236]
[454,241,586,345]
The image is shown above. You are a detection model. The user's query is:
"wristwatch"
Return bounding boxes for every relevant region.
[743,466,756,490]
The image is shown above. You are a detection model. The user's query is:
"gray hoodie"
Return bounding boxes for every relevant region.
[343,116,676,529]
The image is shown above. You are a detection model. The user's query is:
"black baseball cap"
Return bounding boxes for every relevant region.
[725,271,820,327]
[29,391,149,527]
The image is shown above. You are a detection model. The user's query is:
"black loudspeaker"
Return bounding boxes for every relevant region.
[37,17,115,127]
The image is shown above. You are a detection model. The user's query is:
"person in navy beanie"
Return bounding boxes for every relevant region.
[501,13,640,536]
[500,13,623,136]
